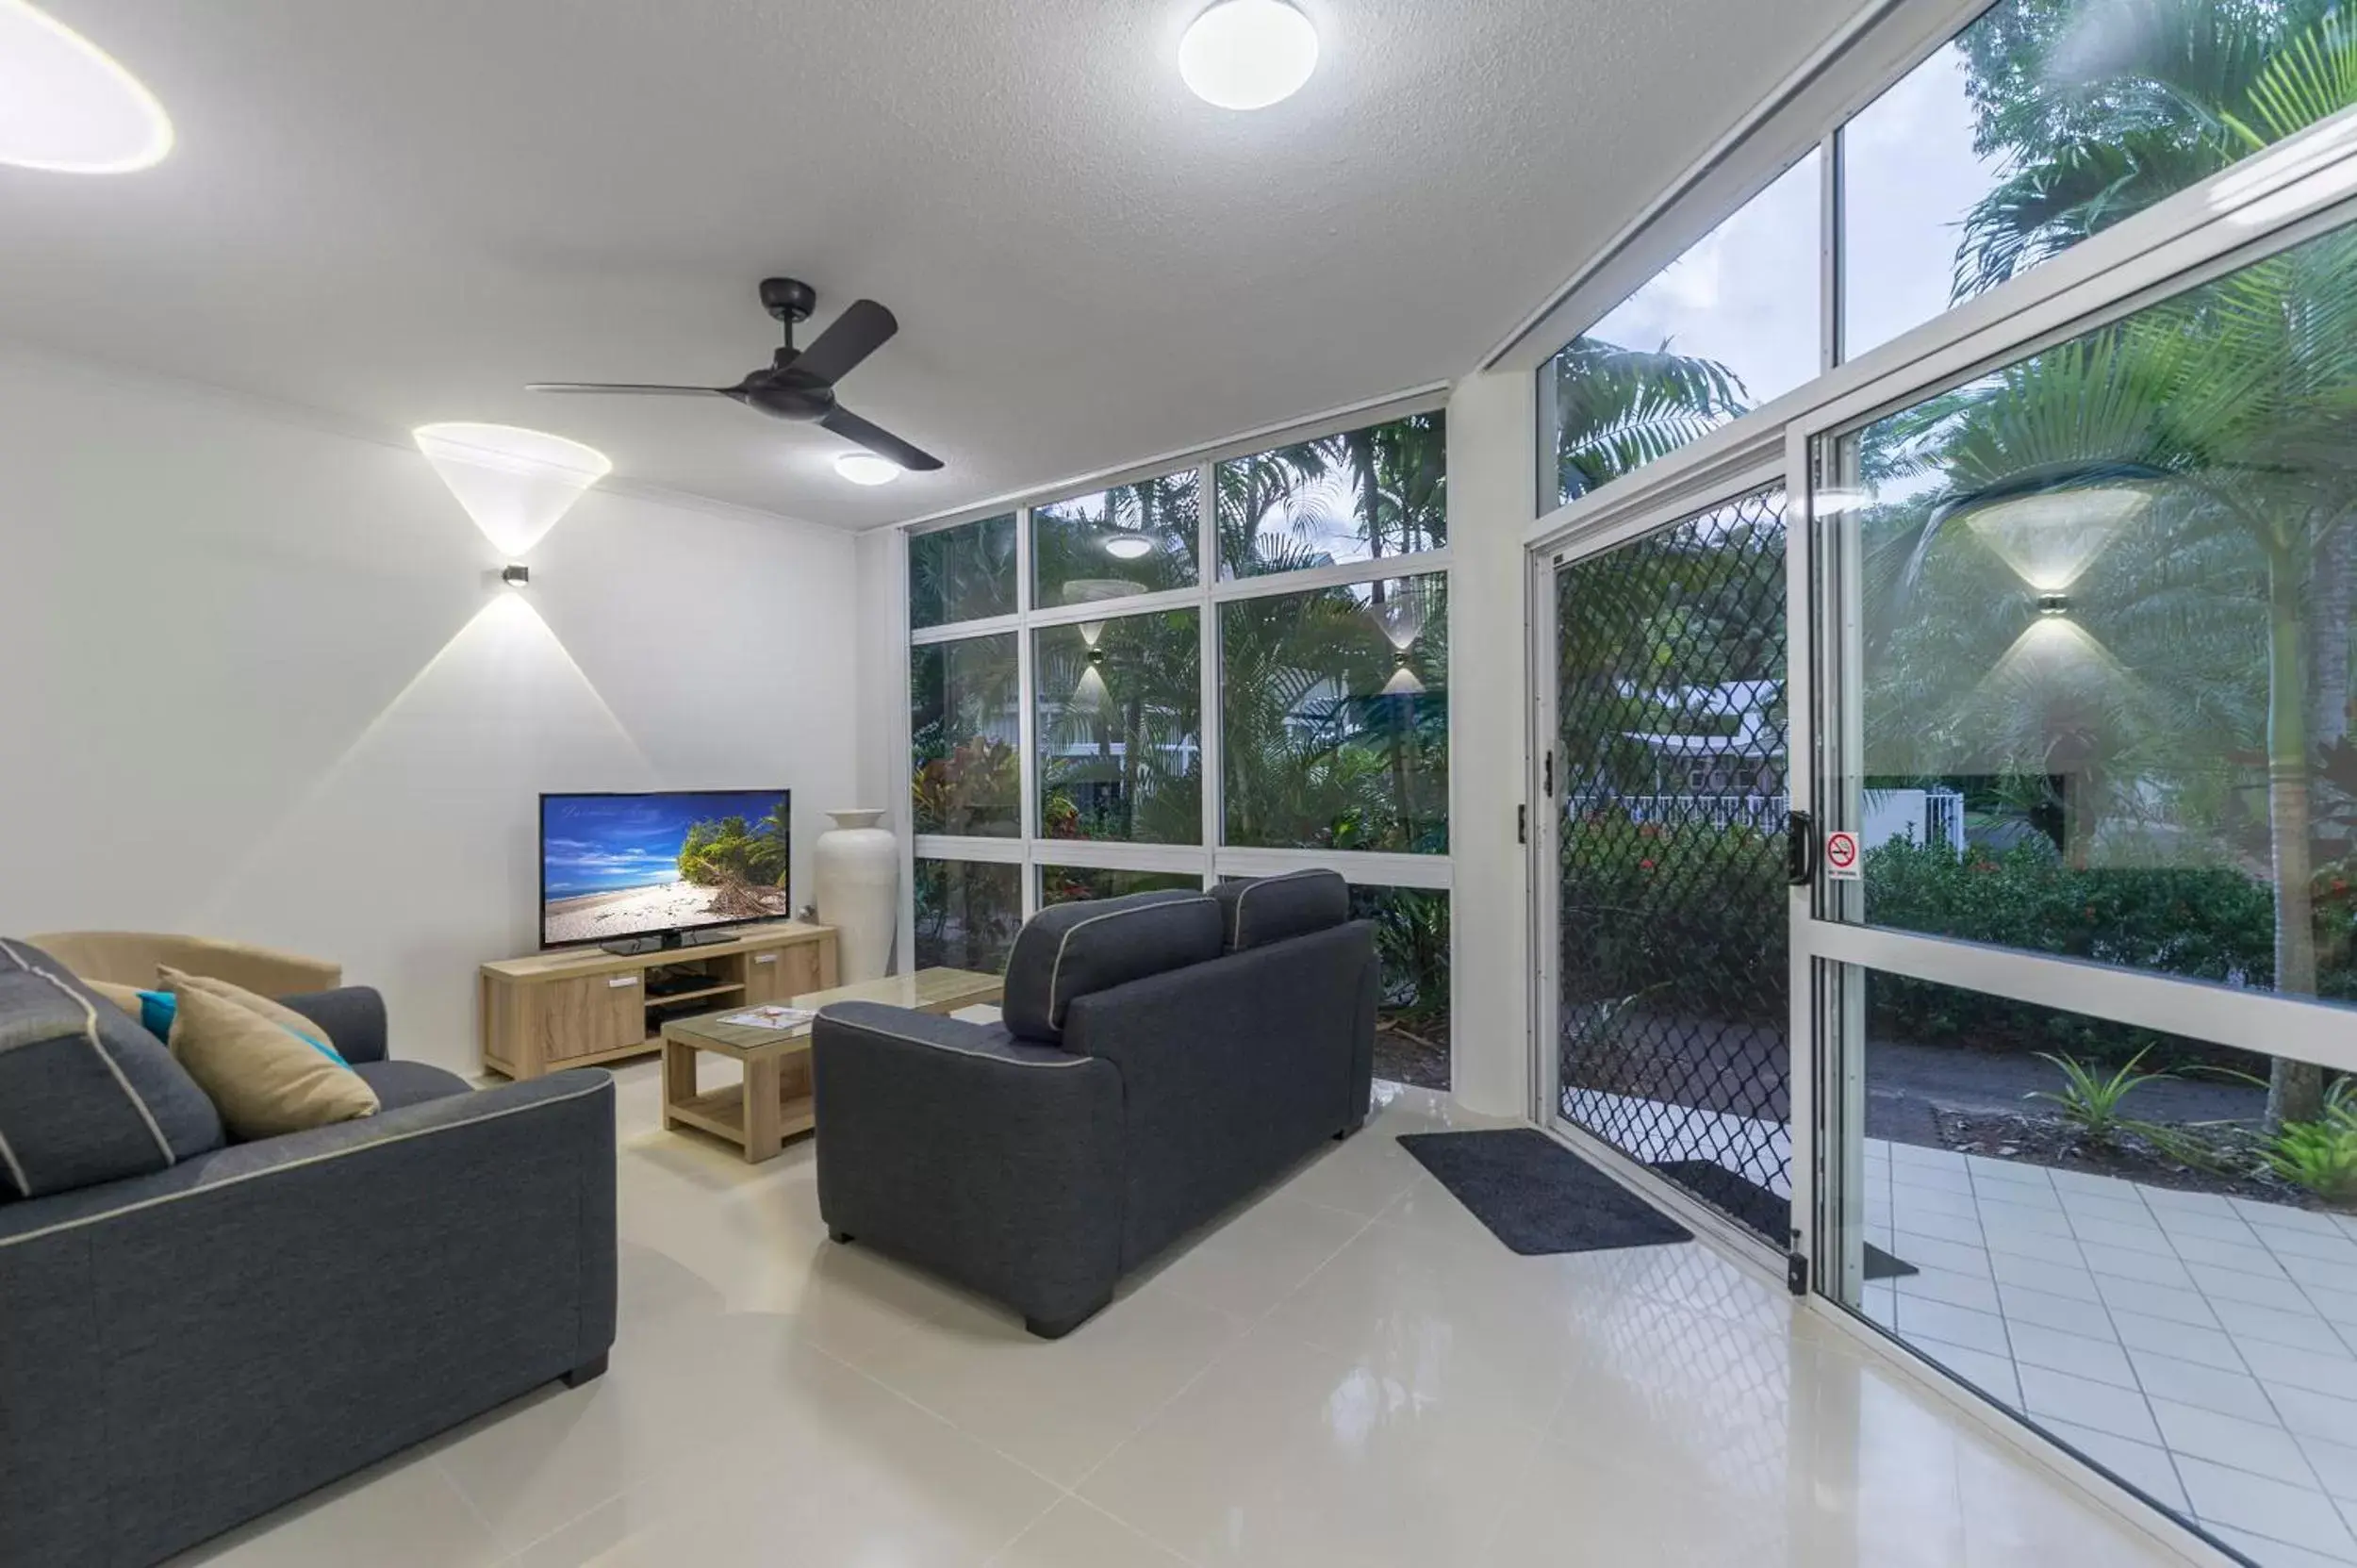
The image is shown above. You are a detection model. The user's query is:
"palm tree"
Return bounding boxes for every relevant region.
[1551,336,1750,503]
[1887,226,2357,1124]
[1937,0,2357,1122]
[1953,0,2357,302]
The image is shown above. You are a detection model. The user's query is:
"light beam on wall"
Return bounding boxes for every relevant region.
[414,423,613,558]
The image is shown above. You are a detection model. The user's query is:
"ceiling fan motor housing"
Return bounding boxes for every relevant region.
[760,276,816,325]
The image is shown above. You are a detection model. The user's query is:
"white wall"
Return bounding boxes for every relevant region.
[0,348,860,1073]
[1445,368,1539,1117]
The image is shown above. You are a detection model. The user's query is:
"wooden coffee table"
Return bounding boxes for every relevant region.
[658,967,1004,1163]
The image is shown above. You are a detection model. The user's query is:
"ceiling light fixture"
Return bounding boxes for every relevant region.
[836,452,901,487]
[414,422,612,558]
[0,0,173,173]
[1102,531,1154,560]
[1179,0,1319,110]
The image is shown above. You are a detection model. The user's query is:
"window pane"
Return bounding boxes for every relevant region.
[1216,412,1447,579]
[1542,151,1820,510]
[1351,885,1451,1091]
[1221,573,1447,852]
[1835,966,2324,1553]
[1035,609,1202,845]
[913,858,1022,973]
[1040,866,1204,905]
[910,634,1020,837]
[1842,0,2357,359]
[1830,219,2357,1047]
[909,513,1017,629]
[1031,471,1199,607]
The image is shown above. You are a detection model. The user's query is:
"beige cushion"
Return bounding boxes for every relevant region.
[166,984,378,1141]
[85,979,148,1016]
[160,967,341,1060]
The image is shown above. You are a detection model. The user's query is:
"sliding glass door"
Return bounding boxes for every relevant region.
[1798,211,2357,1566]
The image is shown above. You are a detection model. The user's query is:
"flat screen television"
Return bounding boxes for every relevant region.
[540,790,792,949]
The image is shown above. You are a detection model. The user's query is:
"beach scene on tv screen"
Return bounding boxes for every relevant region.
[543,792,791,944]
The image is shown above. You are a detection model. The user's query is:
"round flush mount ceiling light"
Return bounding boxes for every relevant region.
[1102,531,1154,560]
[0,0,173,173]
[835,452,902,487]
[1179,0,1318,110]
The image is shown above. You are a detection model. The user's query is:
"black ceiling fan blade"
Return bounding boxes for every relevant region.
[820,406,943,471]
[526,382,730,396]
[791,299,898,386]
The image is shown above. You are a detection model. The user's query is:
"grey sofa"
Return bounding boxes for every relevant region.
[0,940,617,1568]
[812,871,1376,1338]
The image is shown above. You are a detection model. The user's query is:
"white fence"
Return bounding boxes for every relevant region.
[1566,789,1968,853]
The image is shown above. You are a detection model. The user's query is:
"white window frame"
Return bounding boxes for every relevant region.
[898,393,1458,1032]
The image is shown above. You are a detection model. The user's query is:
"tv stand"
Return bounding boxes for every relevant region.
[479,922,837,1080]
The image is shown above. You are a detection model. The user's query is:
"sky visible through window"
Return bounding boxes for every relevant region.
[1842,39,2013,359]
[1582,149,1822,419]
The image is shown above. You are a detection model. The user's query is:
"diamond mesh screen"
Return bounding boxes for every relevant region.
[1555,487,1791,1244]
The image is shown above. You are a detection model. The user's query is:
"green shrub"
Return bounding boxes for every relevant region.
[1557,818,2343,1065]
[2266,1099,2357,1206]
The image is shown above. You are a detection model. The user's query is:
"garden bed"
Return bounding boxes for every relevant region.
[1375,1019,1449,1091]
[1931,1108,2320,1208]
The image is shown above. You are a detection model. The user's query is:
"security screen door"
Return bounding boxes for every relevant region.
[1549,482,1799,1251]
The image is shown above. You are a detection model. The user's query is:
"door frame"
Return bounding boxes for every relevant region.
[1527,441,1805,1274]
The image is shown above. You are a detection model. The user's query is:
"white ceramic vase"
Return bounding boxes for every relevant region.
[813,808,898,982]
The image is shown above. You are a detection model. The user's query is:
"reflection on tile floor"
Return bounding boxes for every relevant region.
[176,1070,2197,1567]
[1863,1136,2357,1566]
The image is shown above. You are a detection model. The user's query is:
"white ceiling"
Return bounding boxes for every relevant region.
[6,0,1862,530]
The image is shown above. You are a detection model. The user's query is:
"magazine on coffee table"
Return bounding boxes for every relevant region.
[716,1005,816,1031]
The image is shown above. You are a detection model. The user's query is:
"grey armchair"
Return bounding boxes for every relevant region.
[813,872,1376,1337]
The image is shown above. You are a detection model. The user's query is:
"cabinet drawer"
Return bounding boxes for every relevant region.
[540,972,645,1061]
[744,943,822,1003]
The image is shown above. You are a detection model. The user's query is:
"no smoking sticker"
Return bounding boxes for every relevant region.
[1824,830,1861,882]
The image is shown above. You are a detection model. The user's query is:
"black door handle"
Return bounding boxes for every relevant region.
[1787,808,1815,886]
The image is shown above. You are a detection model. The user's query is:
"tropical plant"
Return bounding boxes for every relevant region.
[909,511,1017,627]
[1889,227,2357,1124]
[2026,1048,2174,1142]
[1220,575,1449,853]
[1552,336,1749,503]
[2264,1082,2357,1203]
[1217,414,1446,577]
[1034,609,1203,845]
[1953,0,2357,302]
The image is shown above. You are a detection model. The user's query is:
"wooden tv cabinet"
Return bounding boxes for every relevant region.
[478,922,837,1081]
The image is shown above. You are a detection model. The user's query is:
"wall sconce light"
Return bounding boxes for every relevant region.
[501,565,531,588]
[2036,592,2070,617]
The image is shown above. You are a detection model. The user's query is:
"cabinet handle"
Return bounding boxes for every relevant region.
[753,953,778,965]
[608,975,640,989]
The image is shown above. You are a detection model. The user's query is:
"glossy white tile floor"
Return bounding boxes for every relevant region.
[174,1070,2211,1568]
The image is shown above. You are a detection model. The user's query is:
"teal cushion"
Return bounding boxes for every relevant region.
[136,989,176,1041]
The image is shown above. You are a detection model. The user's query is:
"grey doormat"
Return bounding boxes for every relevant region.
[1651,1161,1918,1280]
[1396,1130,1691,1255]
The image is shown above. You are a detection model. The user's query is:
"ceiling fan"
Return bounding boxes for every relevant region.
[528,277,942,471]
